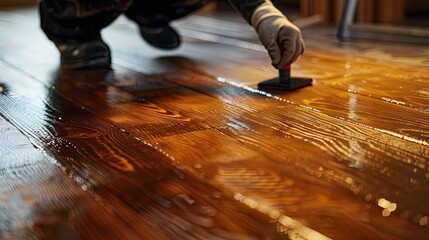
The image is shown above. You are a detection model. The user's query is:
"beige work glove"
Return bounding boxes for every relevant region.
[251,1,305,69]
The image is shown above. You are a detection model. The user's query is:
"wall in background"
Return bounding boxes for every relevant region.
[0,0,36,8]
[406,0,429,14]
[298,0,429,24]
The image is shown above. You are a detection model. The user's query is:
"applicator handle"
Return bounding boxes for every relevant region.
[279,64,291,83]
[277,41,291,83]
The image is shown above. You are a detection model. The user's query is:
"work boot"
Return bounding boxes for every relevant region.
[55,37,111,69]
[139,25,181,50]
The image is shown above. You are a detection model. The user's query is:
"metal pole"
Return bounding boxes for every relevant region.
[337,0,359,42]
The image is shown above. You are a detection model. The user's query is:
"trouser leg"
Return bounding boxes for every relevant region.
[38,0,130,69]
[38,0,127,43]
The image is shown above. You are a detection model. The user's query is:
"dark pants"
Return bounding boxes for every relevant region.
[39,0,210,43]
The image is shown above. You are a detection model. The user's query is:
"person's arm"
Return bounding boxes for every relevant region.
[227,0,265,23]
[43,0,131,18]
[228,0,304,69]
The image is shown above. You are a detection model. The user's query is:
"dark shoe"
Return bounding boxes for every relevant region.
[139,25,181,50]
[55,38,111,69]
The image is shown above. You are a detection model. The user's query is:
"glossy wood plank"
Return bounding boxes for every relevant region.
[0,25,211,140]
[104,21,429,239]
[0,44,357,239]
[99,25,429,158]
[3,9,428,128]
[0,36,331,240]
[141,49,429,142]
[140,75,429,239]
[0,115,158,240]
[0,62,286,239]
[1,7,429,240]
[3,36,428,196]
[0,47,252,142]
[148,128,429,239]
[52,67,256,140]
[4,49,428,239]
[3,23,428,240]
[98,18,429,143]
[170,15,429,109]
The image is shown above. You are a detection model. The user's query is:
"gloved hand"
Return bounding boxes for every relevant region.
[251,1,305,69]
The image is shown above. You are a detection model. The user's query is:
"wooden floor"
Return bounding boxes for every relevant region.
[1,5,429,240]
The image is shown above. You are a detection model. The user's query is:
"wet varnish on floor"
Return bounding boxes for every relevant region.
[1,5,429,240]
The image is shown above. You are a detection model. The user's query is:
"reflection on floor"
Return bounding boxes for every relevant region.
[0,5,429,240]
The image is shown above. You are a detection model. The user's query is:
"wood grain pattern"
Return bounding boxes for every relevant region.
[109,16,429,142]
[0,116,155,240]
[0,62,283,239]
[1,7,429,240]
[101,27,429,143]
[149,130,424,239]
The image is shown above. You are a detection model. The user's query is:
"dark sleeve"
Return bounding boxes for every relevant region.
[227,0,266,24]
[43,0,131,19]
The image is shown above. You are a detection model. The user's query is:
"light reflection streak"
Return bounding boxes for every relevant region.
[215,76,321,113]
[234,193,331,240]
[172,27,429,148]
[180,28,267,53]
[347,93,364,169]
[0,59,183,212]
[113,51,429,230]
[215,76,429,147]
[381,97,407,106]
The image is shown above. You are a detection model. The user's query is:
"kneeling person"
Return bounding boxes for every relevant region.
[39,0,304,70]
